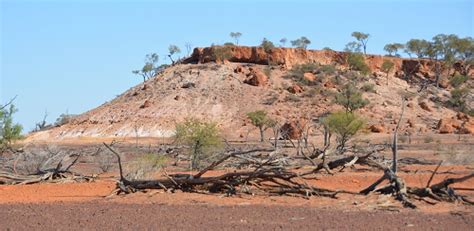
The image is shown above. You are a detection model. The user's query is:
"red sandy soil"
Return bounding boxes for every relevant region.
[1,167,473,229]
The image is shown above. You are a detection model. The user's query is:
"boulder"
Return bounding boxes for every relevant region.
[303,72,316,82]
[437,117,462,134]
[287,84,303,94]
[459,122,474,134]
[418,101,432,112]
[323,81,336,88]
[369,124,385,133]
[140,100,152,109]
[456,112,470,122]
[244,68,268,86]
[280,121,303,140]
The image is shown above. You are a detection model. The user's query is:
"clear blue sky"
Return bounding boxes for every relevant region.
[1,0,472,132]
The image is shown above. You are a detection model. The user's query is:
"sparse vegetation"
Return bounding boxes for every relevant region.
[448,87,470,112]
[285,63,319,85]
[0,103,23,150]
[351,32,370,55]
[246,110,276,142]
[319,64,337,75]
[449,75,468,88]
[381,59,395,85]
[260,38,275,53]
[125,153,167,180]
[323,111,365,151]
[168,45,181,65]
[347,53,370,75]
[132,53,161,82]
[404,39,430,58]
[360,83,375,93]
[175,118,221,170]
[279,38,287,47]
[335,84,370,112]
[383,43,404,56]
[229,32,242,45]
[291,36,311,49]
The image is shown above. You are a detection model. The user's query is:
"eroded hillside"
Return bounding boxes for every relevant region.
[27,46,473,141]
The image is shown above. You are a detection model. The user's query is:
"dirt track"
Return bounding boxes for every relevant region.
[1,202,473,230]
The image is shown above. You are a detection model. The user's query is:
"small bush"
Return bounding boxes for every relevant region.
[448,87,470,112]
[263,94,279,105]
[347,53,370,75]
[285,63,319,85]
[246,110,276,142]
[175,118,221,170]
[260,38,275,53]
[55,113,76,126]
[319,64,337,75]
[449,75,468,88]
[125,154,167,180]
[360,83,375,93]
[323,111,365,151]
[335,84,370,112]
[0,104,23,150]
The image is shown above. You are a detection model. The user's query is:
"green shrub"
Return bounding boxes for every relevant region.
[175,118,221,170]
[449,87,470,112]
[319,64,337,75]
[125,154,167,180]
[323,111,365,151]
[449,75,468,88]
[0,104,23,150]
[260,38,275,53]
[360,83,375,93]
[246,110,276,142]
[335,84,370,112]
[347,53,370,75]
[285,63,319,85]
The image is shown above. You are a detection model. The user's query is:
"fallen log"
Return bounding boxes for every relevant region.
[103,143,347,198]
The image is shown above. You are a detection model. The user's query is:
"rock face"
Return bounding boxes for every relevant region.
[244,68,268,86]
[184,46,472,77]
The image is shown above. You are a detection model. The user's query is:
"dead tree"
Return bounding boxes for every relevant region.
[360,98,474,208]
[103,142,352,198]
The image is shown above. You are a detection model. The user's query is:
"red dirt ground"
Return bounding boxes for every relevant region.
[1,166,473,229]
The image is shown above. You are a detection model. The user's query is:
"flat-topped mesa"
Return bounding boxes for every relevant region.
[184,46,472,79]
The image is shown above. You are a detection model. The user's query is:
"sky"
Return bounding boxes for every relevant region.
[1,0,472,132]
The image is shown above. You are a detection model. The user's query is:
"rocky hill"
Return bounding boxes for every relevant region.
[27,46,473,142]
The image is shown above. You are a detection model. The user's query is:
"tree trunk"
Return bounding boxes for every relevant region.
[259,127,264,142]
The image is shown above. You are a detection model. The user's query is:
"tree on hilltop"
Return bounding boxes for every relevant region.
[132,53,160,82]
[230,32,242,45]
[291,36,311,49]
[351,32,370,55]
